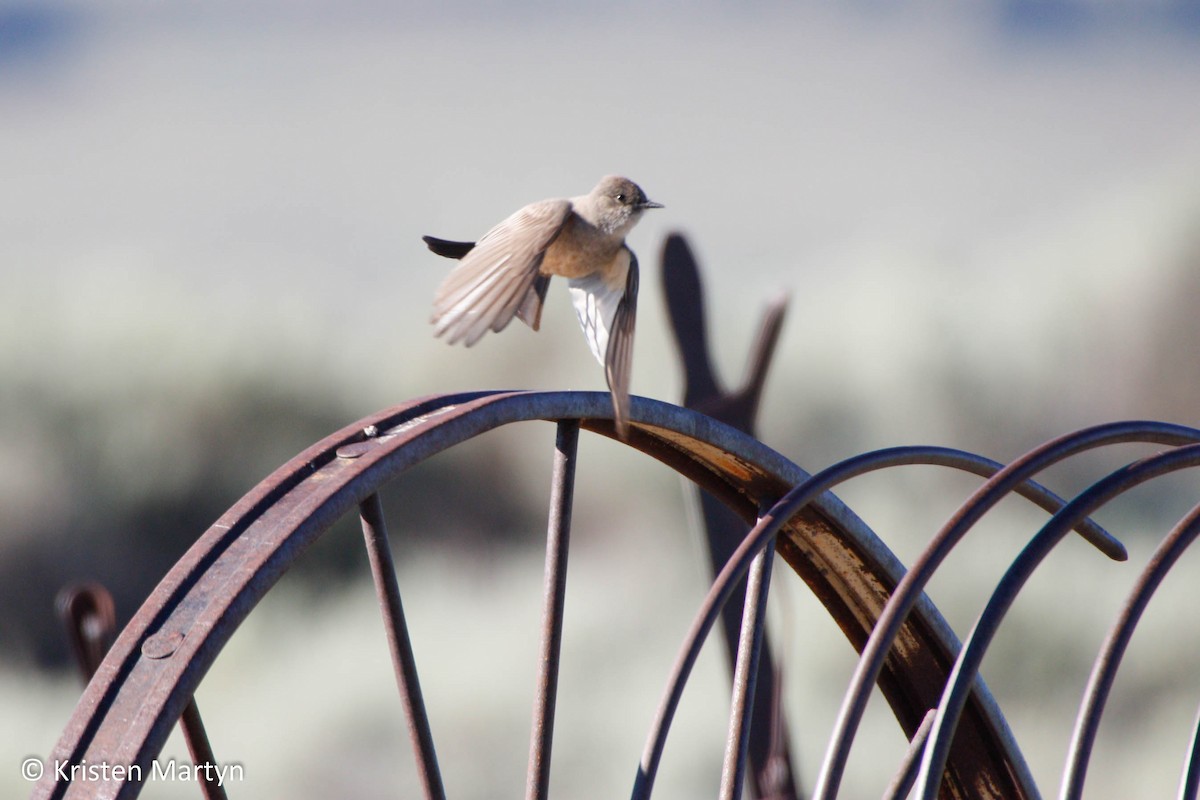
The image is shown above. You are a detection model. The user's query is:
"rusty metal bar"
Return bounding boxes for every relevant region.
[883,708,937,800]
[915,444,1200,800]
[633,442,1120,800]
[56,586,224,800]
[1062,499,1200,799]
[32,391,1044,800]
[813,421,1200,800]
[178,701,229,800]
[526,419,581,800]
[718,528,776,800]
[360,491,446,800]
[57,584,227,800]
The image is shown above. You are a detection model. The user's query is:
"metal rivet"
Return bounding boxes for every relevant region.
[336,442,372,459]
[142,630,184,660]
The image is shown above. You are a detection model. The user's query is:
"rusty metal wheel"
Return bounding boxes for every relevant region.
[35,389,1054,800]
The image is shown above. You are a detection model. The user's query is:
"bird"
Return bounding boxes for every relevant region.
[425,175,663,438]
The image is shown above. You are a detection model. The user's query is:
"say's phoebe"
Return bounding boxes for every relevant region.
[425,175,663,437]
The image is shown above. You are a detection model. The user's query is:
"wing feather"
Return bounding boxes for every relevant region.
[605,252,638,438]
[516,274,551,331]
[567,247,638,437]
[431,199,570,345]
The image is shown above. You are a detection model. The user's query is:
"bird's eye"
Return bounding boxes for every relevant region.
[615,193,626,202]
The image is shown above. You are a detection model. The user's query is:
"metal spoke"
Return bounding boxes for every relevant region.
[360,492,446,800]
[526,419,581,800]
[179,700,229,800]
[719,530,776,800]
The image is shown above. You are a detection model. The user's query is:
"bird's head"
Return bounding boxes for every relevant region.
[589,175,663,235]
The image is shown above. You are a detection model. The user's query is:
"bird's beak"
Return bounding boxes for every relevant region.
[640,200,665,210]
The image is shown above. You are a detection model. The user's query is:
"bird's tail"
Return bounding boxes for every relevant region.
[422,236,476,259]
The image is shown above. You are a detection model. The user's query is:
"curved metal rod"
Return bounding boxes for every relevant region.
[47,391,998,800]
[631,442,1121,800]
[56,583,118,681]
[812,421,1200,800]
[1180,704,1200,800]
[914,444,1200,800]
[1060,499,1200,799]
[919,449,1120,560]
[884,708,937,800]
[31,391,1140,800]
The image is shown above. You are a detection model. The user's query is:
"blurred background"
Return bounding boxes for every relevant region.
[4,1,1200,797]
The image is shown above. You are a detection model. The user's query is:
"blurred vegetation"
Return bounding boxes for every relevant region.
[6,231,1200,672]
[5,228,1200,670]
[0,365,543,667]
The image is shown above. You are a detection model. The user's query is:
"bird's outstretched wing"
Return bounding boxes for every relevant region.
[567,247,638,437]
[425,236,551,331]
[430,199,571,346]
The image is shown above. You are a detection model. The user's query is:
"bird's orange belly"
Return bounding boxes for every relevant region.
[541,223,626,281]
[542,239,593,278]
[544,246,628,297]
